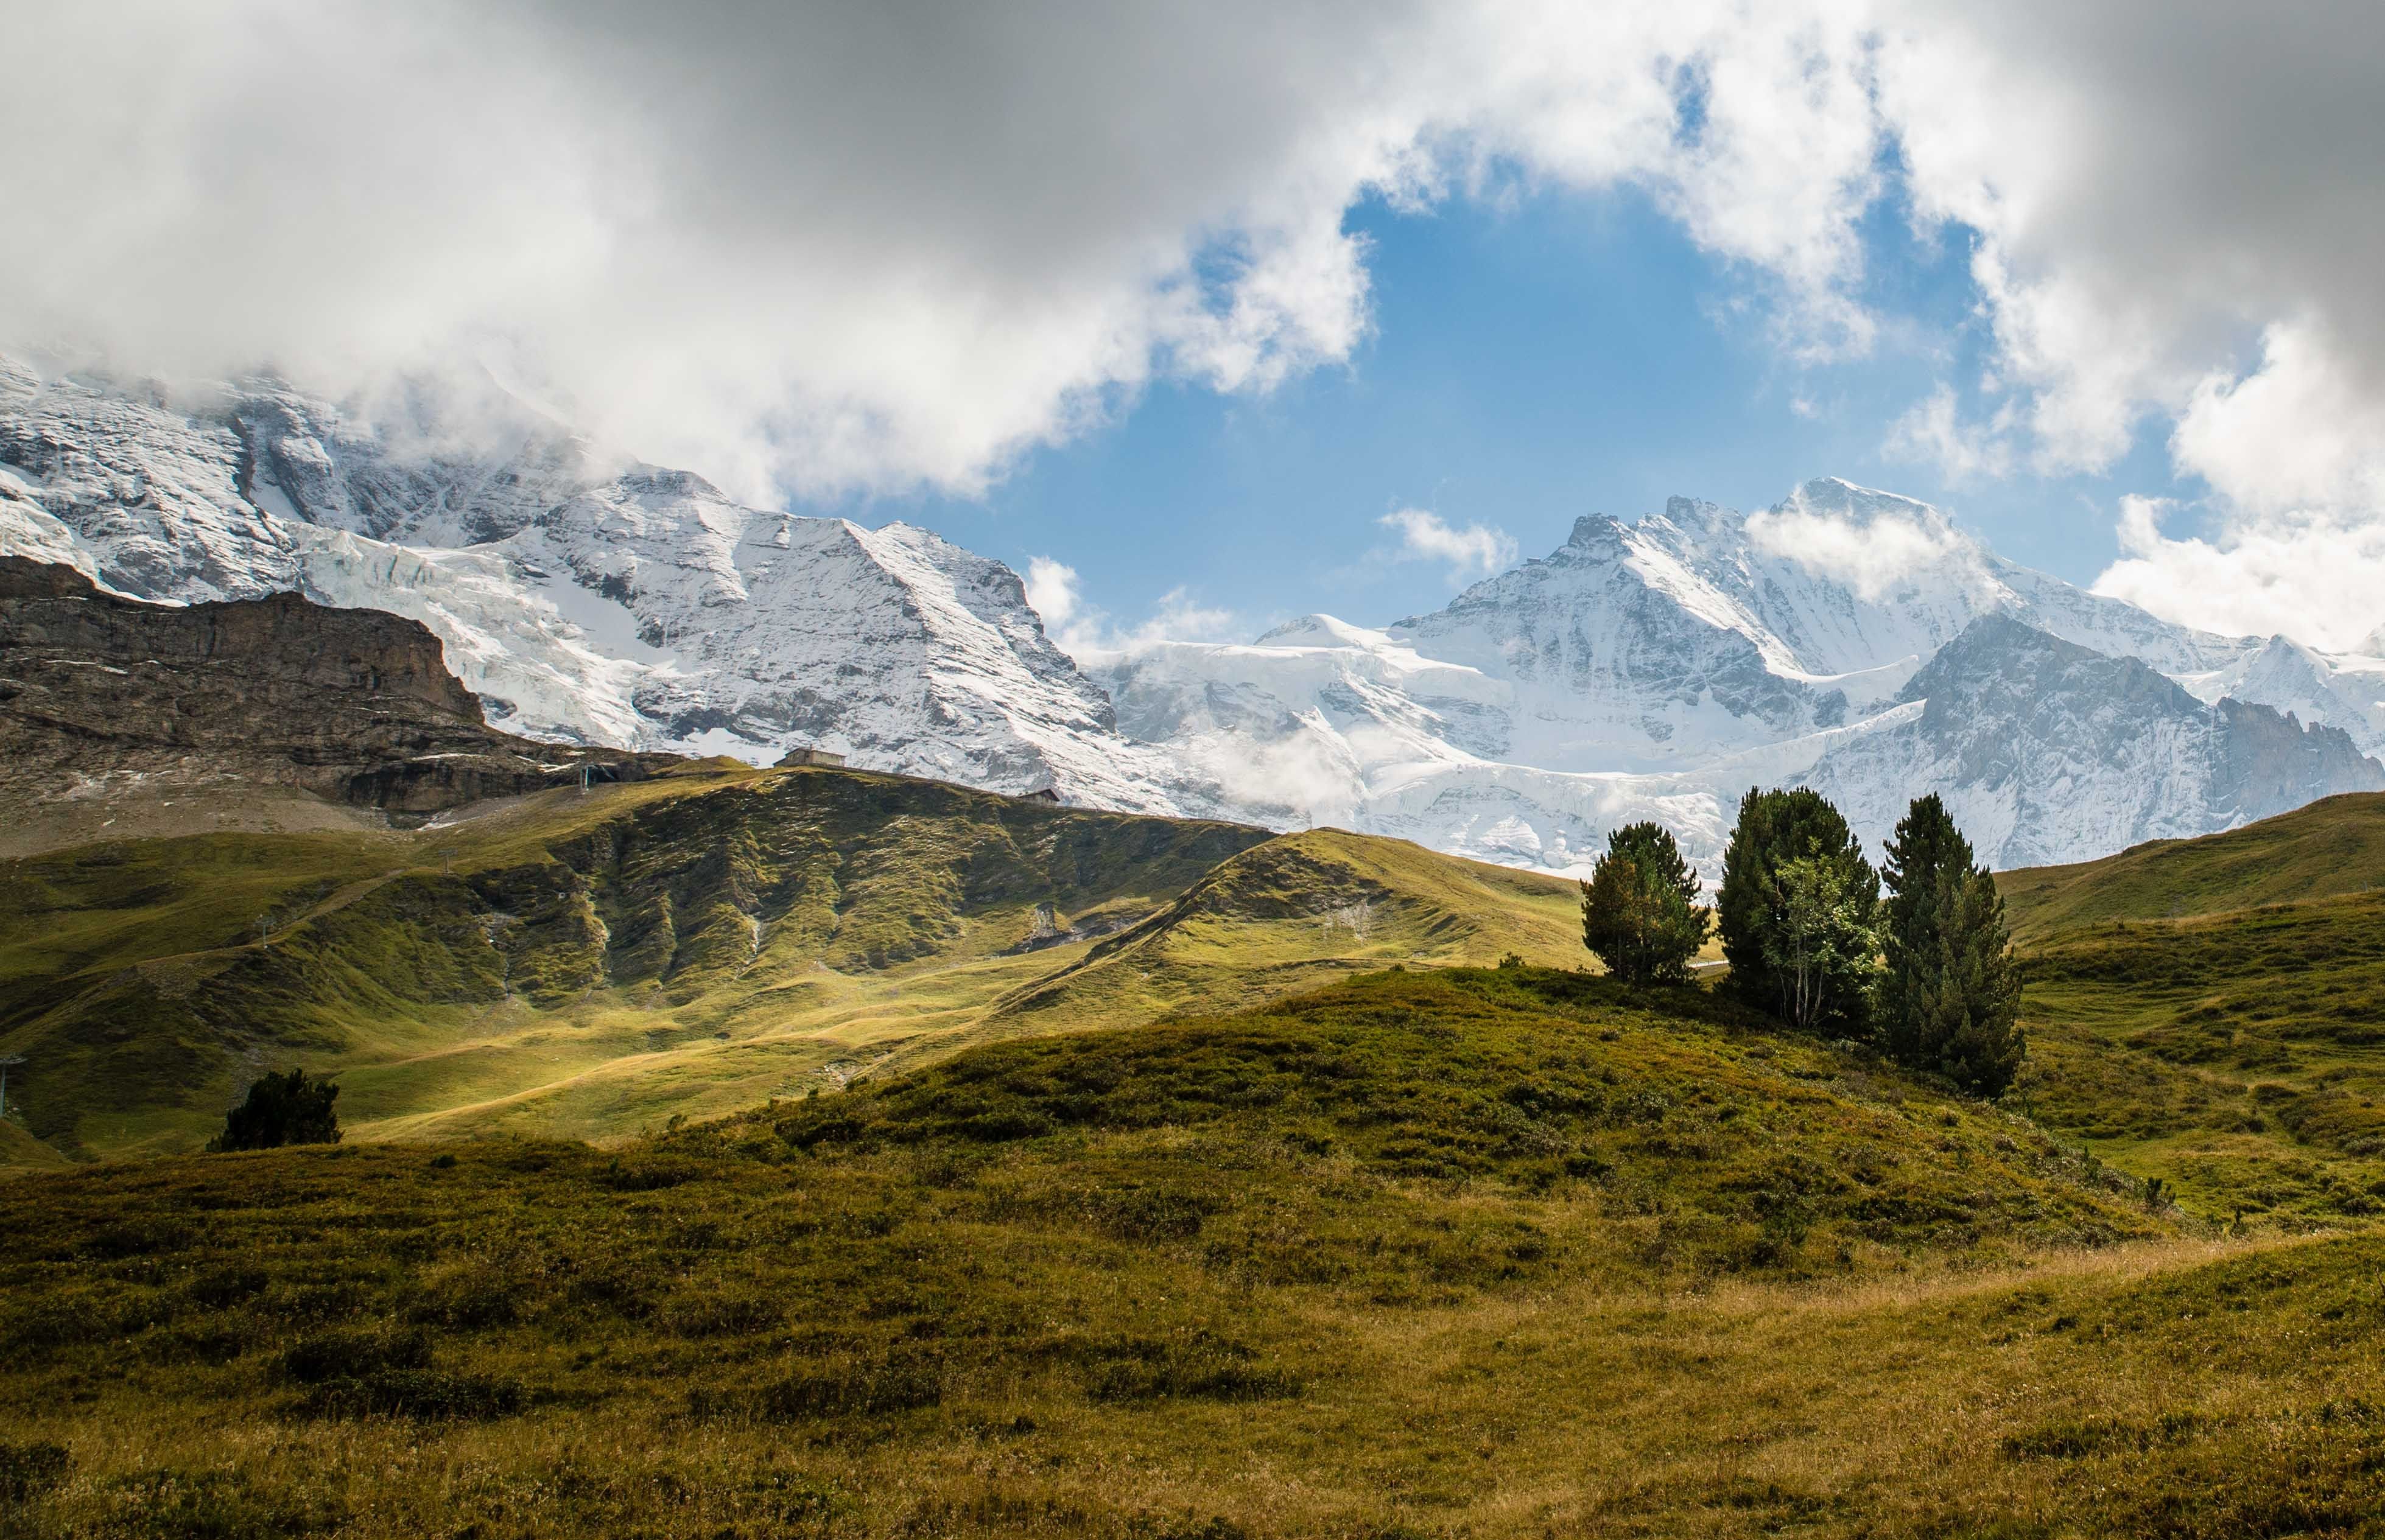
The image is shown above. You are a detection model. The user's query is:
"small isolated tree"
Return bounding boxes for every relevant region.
[1580,822,1712,984]
[208,1068,341,1152]
[1879,794,2025,1093]
[1716,788,1878,1032]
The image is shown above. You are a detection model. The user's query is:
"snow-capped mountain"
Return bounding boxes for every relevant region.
[4,355,2378,875]
[1799,616,2383,869]
[0,356,1218,814]
[2176,634,2385,760]
[1091,480,2384,873]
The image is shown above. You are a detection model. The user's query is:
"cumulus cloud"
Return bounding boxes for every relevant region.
[1864,1,2385,646]
[2169,324,2385,519]
[0,1,1893,504]
[1025,556,1239,661]
[2092,497,2385,656]
[7,0,2385,648]
[1379,508,1520,584]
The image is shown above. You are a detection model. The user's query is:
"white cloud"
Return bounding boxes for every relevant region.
[1024,556,1084,629]
[1025,556,1240,662]
[1880,3,2385,481]
[2092,496,2385,655]
[1882,383,2015,482]
[8,0,2385,656]
[2169,323,2385,519]
[1379,508,1520,584]
[0,1,1895,504]
[1745,491,1977,603]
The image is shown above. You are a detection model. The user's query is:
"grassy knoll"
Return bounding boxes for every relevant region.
[0,768,1580,1161]
[21,967,2365,1540]
[2000,793,2385,1225]
[2000,791,2385,939]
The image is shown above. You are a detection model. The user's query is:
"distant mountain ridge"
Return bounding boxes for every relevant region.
[1095,482,2383,873]
[0,355,1220,816]
[5,354,2380,874]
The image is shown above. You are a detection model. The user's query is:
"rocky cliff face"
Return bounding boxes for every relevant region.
[0,556,680,828]
[1798,615,2385,870]
[0,355,1222,816]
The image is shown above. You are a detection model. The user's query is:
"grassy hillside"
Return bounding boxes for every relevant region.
[24,967,2365,1540]
[0,1118,69,1172]
[983,827,1585,1034]
[1999,792,2385,1225]
[2000,790,2385,939]
[0,767,1581,1160]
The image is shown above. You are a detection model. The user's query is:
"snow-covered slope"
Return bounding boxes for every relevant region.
[1381,478,2252,773]
[1097,481,2381,875]
[8,357,2375,875]
[2175,634,2385,760]
[0,357,1217,814]
[1800,616,2384,870]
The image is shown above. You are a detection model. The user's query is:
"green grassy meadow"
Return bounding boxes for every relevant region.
[7,783,2385,1534]
[1997,793,2385,1226]
[22,966,2378,1540]
[0,765,1580,1161]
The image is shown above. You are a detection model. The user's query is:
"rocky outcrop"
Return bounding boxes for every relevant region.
[0,556,681,818]
[1798,615,2385,870]
[0,357,1220,813]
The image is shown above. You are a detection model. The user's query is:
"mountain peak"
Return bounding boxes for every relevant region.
[1564,513,1628,553]
[1254,614,1382,648]
[1779,475,1950,530]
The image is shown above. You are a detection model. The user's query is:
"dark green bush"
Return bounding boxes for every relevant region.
[207,1068,340,1153]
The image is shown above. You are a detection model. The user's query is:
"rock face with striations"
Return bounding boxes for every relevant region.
[0,555,681,822]
[1797,615,2385,870]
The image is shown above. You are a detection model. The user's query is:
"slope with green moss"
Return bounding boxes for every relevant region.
[1999,792,2385,1224]
[24,967,2355,1540]
[2000,789,2385,939]
[0,768,1592,1160]
[982,827,1585,1037]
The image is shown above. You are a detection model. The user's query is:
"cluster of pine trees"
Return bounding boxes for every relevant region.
[1576,789,2023,1094]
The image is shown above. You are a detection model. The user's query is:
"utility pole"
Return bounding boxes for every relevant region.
[0,1054,22,1123]
[438,845,458,877]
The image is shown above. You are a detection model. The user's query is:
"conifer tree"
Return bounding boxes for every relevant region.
[1877,794,2025,1094]
[208,1068,342,1152]
[1579,821,1710,984]
[1715,787,1878,1032]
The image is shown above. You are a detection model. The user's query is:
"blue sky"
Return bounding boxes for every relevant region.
[845,183,2193,640]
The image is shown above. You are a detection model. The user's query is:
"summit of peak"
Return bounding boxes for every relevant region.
[1564,513,1629,551]
[1780,475,1945,525]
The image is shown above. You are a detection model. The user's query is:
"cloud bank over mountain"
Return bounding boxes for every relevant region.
[5,2,2381,643]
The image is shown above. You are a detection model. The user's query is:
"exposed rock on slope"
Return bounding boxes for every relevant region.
[0,555,680,836]
[0,356,1221,814]
[1800,615,2385,870]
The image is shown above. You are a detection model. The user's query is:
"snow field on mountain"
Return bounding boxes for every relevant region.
[4,355,2381,877]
